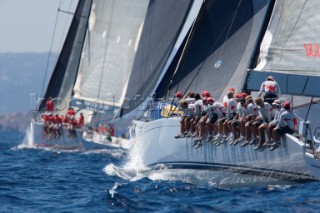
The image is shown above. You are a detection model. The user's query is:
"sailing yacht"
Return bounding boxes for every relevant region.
[30,0,201,150]
[131,0,320,183]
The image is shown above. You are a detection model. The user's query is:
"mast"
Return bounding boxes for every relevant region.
[39,0,93,112]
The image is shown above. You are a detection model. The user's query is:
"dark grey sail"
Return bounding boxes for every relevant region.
[155,0,274,101]
[39,0,93,112]
[121,0,194,115]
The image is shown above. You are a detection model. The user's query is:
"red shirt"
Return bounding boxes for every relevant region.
[70,119,78,127]
[109,126,115,136]
[61,116,68,124]
[46,100,54,111]
[78,115,84,128]
[98,126,107,133]
[67,109,75,116]
[54,115,62,124]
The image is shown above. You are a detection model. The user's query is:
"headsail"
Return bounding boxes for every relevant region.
[155,0,274,101]
[120,0,194,116]
[39,0,93,112]
[244,0,320,97]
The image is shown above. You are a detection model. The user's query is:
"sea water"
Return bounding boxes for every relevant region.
[1,130,320,212]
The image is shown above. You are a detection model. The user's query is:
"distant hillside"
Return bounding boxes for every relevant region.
[0,53,58,114]
[0,112,32,132]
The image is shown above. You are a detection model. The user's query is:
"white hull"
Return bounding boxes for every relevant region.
[133,117,315,182]
[304,152,320,180]
[30,121,132,151]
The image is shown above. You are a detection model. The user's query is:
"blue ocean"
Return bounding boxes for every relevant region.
[1,129,320,212]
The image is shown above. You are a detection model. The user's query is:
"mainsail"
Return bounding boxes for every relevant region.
[244,0,320,97]
[155,0,274,101]
[73,0,149,108]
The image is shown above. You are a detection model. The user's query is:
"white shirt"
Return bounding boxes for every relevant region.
[226,98,237,119]
[211,102,225,118]
[277,110,296,129]
[237,102,249,118]
[186,103,195,116]
[247,102,259,117]
[258,80,281,97]
[194,100,203,116]
[257,102,273,123]
[270,108,286,125]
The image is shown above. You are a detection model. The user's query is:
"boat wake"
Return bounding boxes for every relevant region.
[16,127,129,159]
[103,130,300,188]
[103,162,300,189]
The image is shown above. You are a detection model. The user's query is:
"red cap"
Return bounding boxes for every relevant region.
[175,92,183,98]
[207,97,215,103]
[228,87,235,92]
[241,93,248,98]
[202,90,210,97]
[284,101,290,109]
[235,93,242,98]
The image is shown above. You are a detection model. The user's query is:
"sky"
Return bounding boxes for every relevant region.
[0,0,79,115]
[0,0,78,53]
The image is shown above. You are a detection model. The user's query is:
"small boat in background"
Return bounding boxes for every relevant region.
[29,0,200,151]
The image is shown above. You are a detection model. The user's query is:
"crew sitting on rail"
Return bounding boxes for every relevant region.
[213,91,231,145]
[204,97,218,142]
[52,114,62,138]
[230,93,249,145]
[253,97,274,151]
[270,101,297,151]
[265,99,285,147]
[193,98,210,148]
[241,95,259,146]
[174,100,190,139]
[41,113,49,135]
[67,107,76,119]
[214,91,236,145]
[208,98,225,143]
[67,116,78,138]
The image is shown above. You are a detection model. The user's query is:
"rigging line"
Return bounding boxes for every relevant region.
[40,0,63,99]
[97,0,115,101]
[305,97,314,122]
[216,0,242,62]
[169,0,208,101]
[165,0,207,116]
[57,0,75,103]
[182,0,242,96]
[58,0,74,54]
[165,13,199,100]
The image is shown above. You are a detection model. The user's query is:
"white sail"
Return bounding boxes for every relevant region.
[73,0,149,107]
[256,0,320,75]
[246,0,320,97]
